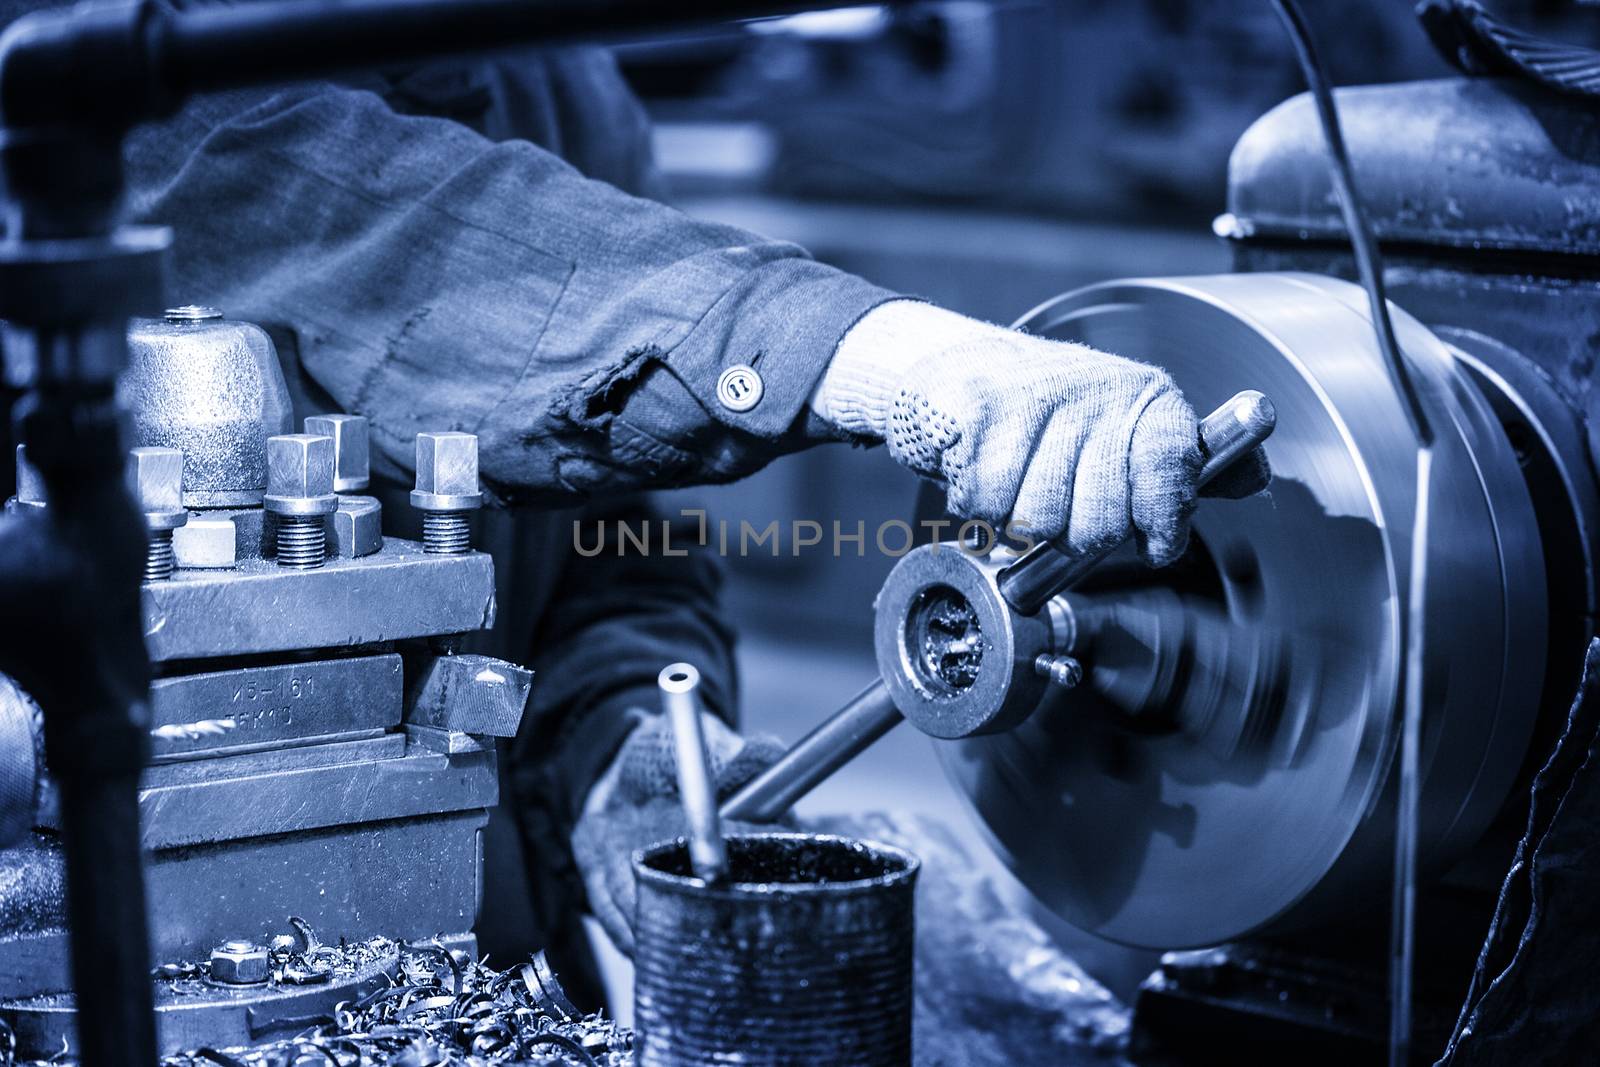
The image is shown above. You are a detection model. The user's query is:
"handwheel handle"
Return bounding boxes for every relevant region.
[996,390,1276,617]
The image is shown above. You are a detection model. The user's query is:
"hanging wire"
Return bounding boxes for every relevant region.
[1268,3,1434,1064]
[1270,0,1433,448]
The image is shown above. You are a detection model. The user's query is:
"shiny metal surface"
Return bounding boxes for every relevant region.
[939,273,1547,948]
[139,736,403,789]
[123,313,293,507]
[128,746,497,850]
[13,445,44,510]
[149,654,402,760]
[140,539,495,662]
[304,414,370,493]
[170,513,236,569]
[3,946,399,1056]
[411,431,483,512]
[403,653,531,737]
[329,494,383,558]
[263,434,336,517]
[661,663,728,881]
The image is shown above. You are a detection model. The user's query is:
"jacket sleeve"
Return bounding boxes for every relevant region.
[122,80,899,503]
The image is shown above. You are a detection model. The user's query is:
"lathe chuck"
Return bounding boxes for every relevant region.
[938,273,1549,948]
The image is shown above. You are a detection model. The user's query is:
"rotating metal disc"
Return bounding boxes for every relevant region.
[937,273,1546,948]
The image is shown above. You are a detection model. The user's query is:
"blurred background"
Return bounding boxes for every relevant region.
[601,0,1590,1019]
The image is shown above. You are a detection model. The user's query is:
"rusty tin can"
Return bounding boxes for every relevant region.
[633,832,919,1066]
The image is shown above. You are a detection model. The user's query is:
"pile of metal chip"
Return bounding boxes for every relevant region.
[8,932,634,1067]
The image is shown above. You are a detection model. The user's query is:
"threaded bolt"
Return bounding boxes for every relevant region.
[1034,654,1084,689]
[421,511,472,555]
[128,447,187,583]
[264,434,338,570]
[145,530,177,582]
[411,432,483,555]
[275,514,328,569]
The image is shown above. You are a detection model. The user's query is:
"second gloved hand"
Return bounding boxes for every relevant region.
[812,301,1270,565]
[571,713,784,955]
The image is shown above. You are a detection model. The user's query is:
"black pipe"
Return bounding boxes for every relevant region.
[2,381,156,1067]
[0,0,900,131]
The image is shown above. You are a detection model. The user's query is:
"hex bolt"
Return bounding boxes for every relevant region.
[264,434,338,569]
[304,413,370,493]
[209,939,270,985]
[127,447,188,582]
[1034,653,1084,689]
[410,432,483,555]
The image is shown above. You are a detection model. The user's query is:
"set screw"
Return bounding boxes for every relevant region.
[1034,654,1084,689]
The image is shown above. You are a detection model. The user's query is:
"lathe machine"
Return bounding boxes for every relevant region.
[716,63,1600,1062]
[959,74,1600,1057]
[0,306,535,1051]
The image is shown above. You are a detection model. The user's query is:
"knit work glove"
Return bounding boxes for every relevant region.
[571,713,784,955]
[814,301,1269,565]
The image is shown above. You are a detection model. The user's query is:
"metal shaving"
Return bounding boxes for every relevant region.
[167,944,629,1067]
[920,592,984,690]
[8,924,631,1067]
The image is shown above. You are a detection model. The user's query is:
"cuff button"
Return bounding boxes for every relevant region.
[716,364,764,413]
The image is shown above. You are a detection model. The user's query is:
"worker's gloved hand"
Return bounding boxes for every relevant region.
[812,301,1271,565]
[571,713,784,955]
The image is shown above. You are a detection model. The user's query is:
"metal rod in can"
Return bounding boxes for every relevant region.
[659,662,727,882]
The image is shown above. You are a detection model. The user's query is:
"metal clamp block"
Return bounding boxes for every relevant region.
[405,654,532,738]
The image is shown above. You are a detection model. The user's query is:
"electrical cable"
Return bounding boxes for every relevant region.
[1269,3,1433,1064]
[1270,0,1433,449]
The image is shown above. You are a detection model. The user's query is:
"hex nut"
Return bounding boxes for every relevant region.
[305,414,370,493]
[210,940,270,984]
[173,514,238,569]
[128,447,188,530]
[263,434,337,516]
[328,495,383,558]
[410,432,483,512]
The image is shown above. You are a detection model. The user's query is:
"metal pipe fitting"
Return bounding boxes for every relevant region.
[127,446,187,582]
[263,434,337,569]
[410,432,482,555]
